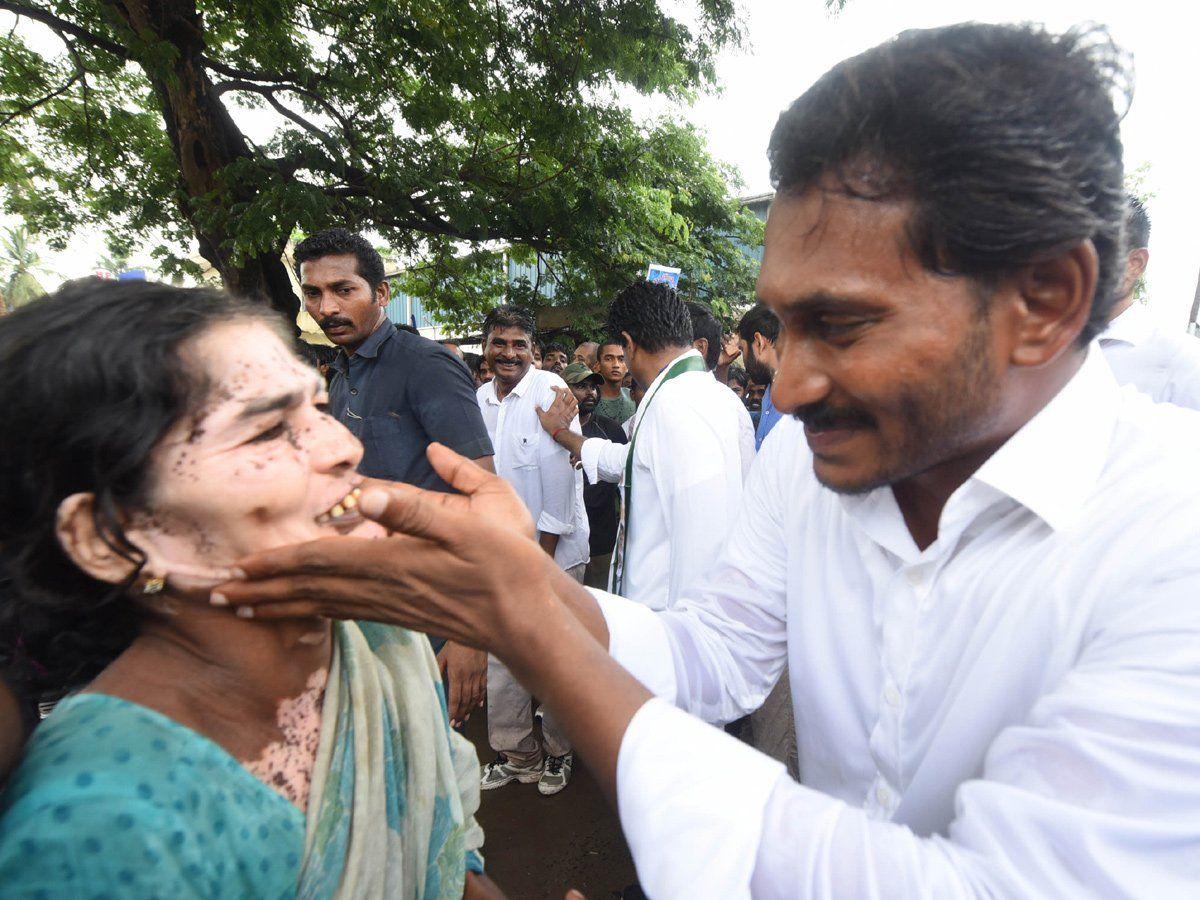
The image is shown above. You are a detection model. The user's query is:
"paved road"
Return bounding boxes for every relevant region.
[462,712,637,899]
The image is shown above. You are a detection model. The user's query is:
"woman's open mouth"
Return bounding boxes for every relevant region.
[315,486,363,532]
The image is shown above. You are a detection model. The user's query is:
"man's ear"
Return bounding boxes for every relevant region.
[56,493,139,585]
[692,336,709,361]
[621,332,636,361]
[374,280,390,308]
[1118,248,1149,301]
[1006,240,1098,368]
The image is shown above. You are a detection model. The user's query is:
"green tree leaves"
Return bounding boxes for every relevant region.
[0,0,760,322]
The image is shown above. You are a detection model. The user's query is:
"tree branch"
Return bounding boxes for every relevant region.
[0,69,78,126]
[0,2,129,60]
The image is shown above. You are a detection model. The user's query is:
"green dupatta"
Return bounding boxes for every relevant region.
[297,621,484,899]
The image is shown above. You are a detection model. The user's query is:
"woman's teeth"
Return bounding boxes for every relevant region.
[316,487,362,524]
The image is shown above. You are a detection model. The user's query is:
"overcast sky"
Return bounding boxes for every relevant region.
[8,0,1198,329]
[681,0,1199,329]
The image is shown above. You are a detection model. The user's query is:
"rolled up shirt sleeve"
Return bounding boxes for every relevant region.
[581,437,630,485]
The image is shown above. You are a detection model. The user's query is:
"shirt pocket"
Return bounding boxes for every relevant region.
[512,431,539,469]
[360,413,413,478]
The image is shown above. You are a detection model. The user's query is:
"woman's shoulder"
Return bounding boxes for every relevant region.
[0,693,304,894]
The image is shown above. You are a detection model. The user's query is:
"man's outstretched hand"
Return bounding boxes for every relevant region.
[210,444,555,653]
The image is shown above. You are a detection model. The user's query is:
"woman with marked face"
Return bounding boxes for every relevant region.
[0,281,499,898]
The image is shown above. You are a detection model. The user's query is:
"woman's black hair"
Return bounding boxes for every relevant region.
[0,279,282,692]
[768,23,1129,343]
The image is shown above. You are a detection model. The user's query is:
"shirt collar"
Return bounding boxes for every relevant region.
[644,347,705,397]
[967,347,1119,531]
[841,348,1120,557]
[350,317,396,360]
[1099,302,1154,348]
[482,362,538,405]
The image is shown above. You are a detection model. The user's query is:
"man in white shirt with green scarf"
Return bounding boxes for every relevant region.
[539,280,755,611]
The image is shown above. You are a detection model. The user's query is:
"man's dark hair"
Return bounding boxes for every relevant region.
[737,304,780,345]
[545,341,568,358]
[597,339,624,357]
[294,228,387,292]
[1125,194,1150,250]
[0,280,283,692]
[768,23,1129,343]
[463,351,483,375]
[686,301,723,370]
[727,366,750,390]
[482,305,536,340]
[605,279,693,353]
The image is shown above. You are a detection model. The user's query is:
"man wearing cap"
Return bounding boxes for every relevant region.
[563,362,629,589]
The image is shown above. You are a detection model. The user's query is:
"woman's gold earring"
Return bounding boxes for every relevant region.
[141,575,166,595]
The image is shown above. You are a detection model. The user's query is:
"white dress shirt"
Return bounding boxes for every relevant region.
[580,348,755,610]
[478,366,589,571]
[1099,301,1200,409]
[596,348,1200,898]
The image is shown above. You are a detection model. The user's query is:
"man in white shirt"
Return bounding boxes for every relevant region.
[1099,195,1200,408]
[221,22,1200,899]
[475,304,588,796]
[539,280,755,611]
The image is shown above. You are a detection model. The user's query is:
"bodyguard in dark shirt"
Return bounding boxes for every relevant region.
[561,363,628,589]
[294,227,494,726]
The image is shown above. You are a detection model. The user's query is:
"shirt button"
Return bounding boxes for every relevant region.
[350,388,358,395]
[884,686,901,707]
[876,785,891,805]
[905,568,923,588]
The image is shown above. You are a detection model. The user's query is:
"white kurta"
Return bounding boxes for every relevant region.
[1099,301,1200,409]
[478,366,589,571]
[597,349,1200,898]
[579,349,755,610]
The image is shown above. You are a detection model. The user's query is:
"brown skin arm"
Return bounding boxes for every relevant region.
[435,452,497,727]
[536,388,585,455]
[436,641,487,727]
[0,676,27,785]
[213,446,630,798]
[463,871,506,898]
[538,531,560,557]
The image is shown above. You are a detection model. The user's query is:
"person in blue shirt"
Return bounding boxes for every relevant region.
[737,303,783,449]
[295,228,494,727]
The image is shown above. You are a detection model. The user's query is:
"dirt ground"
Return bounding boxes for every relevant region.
[462,712,638,900]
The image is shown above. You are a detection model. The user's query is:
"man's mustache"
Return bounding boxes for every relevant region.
[319,315,354,331]
[793,401,876,431]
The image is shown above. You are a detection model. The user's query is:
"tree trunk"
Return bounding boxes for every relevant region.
[106,0,298,325]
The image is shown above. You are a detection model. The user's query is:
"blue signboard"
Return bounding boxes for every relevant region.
[646,263,681,288]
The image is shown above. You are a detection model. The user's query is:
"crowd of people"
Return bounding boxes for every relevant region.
[1,18,1200,900]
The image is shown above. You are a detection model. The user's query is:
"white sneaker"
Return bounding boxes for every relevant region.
[481,754,543,790]
[538,752,573,796]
